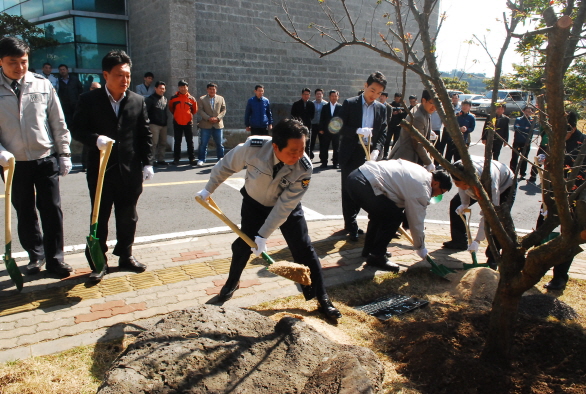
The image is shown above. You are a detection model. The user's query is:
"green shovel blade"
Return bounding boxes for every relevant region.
[462,251,490,269]
[3,242,23,291]
[86,223,105,272]
[261,251,275,266]
[426,255,455,279]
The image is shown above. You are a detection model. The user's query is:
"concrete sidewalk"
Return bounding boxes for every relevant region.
[0,219,584,363]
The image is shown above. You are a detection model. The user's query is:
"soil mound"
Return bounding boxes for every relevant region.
[97,305,383,394]
[519,294,579,320]
[449,267,499,301]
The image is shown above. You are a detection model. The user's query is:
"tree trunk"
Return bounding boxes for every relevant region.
[482,281,521,363]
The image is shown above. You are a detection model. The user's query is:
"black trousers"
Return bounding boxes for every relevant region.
[442,128,456,163]
[5,156,64,264]
[346,169,404,256]
[227,188,327,297]
[318,131,339,165]
[510,141,530,177]
[535,214,573,280]
[449,186,515,263]
[173,122,195,162]
[340,147,366,234]
[250,127,269,136]
[492,141,504,160]
[309,124,321,158]
[85,168,142,268]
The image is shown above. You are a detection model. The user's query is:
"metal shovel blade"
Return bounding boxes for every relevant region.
[3,243,23,292]
[86,223,105,273]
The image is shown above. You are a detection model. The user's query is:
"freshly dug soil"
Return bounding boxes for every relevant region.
[519,294,579,320]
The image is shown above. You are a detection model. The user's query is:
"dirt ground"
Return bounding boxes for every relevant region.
[254,267,586,394]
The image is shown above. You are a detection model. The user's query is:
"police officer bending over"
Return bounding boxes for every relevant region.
[196,119,341,319]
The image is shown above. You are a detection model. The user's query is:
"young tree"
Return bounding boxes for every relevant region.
[273,0,586,361]
[0,12,58,51]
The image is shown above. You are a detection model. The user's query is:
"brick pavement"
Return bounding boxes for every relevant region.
[0,220,584,363]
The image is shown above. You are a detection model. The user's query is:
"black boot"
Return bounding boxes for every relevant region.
[218,280,240,302]
[317,295,342,320]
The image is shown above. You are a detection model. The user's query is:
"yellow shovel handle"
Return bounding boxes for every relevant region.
[90,141,114,226]
[3,157,15,245]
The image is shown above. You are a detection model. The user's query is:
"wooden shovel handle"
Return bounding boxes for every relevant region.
[4,157,15,245]
[195,196,258,249]
[358,134,371,161]
[91,141,114,226]
[459,209,473,244]
[398,226,414,245]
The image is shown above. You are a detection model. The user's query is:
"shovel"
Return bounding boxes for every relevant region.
[195,196,312,286]
[358,133,371,160]
[398,226,455,279]
[459,208,489,269]
[3,157,23,291]
[86,141,113,273]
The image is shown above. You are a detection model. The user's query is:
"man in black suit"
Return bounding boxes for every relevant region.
[72,50,153,282]
[291,87,315,156]
[338,71,388,242]
[318,90,342,168]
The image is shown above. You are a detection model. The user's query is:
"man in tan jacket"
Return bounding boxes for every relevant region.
[196,83,226,166]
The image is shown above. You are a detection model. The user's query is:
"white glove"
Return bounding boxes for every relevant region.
[425,163,436,172]
[251,235,267,257]
[196,188,211,201]
[369,149,379,162]
[416,247,428,259]
[356,127,373,138]
[0,151,14,167]
[430,131,438,141]
[59,157,72,177]
[455,204,469,216]
[142,165,154,181]
[467,241,479,253]
[537,154,546,164]
[96,135,115,150]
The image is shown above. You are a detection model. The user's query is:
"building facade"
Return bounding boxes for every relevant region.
[3,0,433,131]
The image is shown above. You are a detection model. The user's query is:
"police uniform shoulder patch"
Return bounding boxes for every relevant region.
[301,178,311,189]
[33,73,45,79]
[300,156,311,171]
[249,138,265,147]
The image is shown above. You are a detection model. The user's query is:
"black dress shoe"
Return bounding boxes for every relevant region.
[89,265,109,283]
[157,161,168,166]
[218,281,240,302]
[361,250,392,258]
[26,259,46,275]
[348,233,359,242]
[544,277,568,290]
[319,163,328,168]
[442,240,468,250]
[365,254,400,272]
[301,284,316,301]
[118,256,146,273]
[46,261,73,277]
[357,228,365,235]
[333,164,339,169]
[317,295,342,319]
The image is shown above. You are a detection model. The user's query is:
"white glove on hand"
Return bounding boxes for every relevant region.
[356,127,373,138]
[416,247,428,259]
[0,151,14,167]
[537,154,546,164]
[430,131,438,141]
[455,204,469,216]
[251,236,267,257]
[142,165,154,181]
[425,163,436,172]
[59,157,72,176]
[467,241,479,253]
[369,149,379,162]
[96,135,115,150]
[196,188,211,201]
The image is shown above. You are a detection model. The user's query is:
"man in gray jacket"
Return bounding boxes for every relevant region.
[389,89,436,171]
[0,37,73,276]
[346,159,452,269]
[196,119,341,320]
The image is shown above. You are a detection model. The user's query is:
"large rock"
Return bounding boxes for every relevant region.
[98,305,384,394]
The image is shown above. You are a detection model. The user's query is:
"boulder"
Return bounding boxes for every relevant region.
[98,305,383,394]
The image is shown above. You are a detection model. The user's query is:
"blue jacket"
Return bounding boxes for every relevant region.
[513,116,535,145]
[457,111,475,144]
[244,96,273,128]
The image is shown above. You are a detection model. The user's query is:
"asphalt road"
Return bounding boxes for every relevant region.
[1,119,544,256]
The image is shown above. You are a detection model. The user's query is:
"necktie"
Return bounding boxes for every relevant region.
[273,161,284,178]
[11,80,20,100]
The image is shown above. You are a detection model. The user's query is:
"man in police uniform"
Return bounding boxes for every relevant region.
[196,119,341,319]
[0,37,73,277]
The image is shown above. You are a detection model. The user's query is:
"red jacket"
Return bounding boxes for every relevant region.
[169,91,197,125]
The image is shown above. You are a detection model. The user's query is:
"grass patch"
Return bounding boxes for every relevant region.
[0,270,584,393]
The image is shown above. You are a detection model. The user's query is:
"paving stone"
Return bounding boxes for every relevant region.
[176,290,208,302]
[75,309,112,324]
[91,299,126,312]
[36,317,75,332]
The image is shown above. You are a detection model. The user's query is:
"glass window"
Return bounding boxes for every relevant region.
[21,0,43,18]
[4,0,19,10]
[43,0,72,15]
[76,43,125,69]
[30,42,76,69]
[5,4,20,15]
[74,0,124,15]
[78,73,103,92]
[44,18,74,43]
[75,17,126,45]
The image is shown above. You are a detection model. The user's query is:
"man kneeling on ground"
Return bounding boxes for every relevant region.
[196,119,341,320]
[346,159,452,270]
